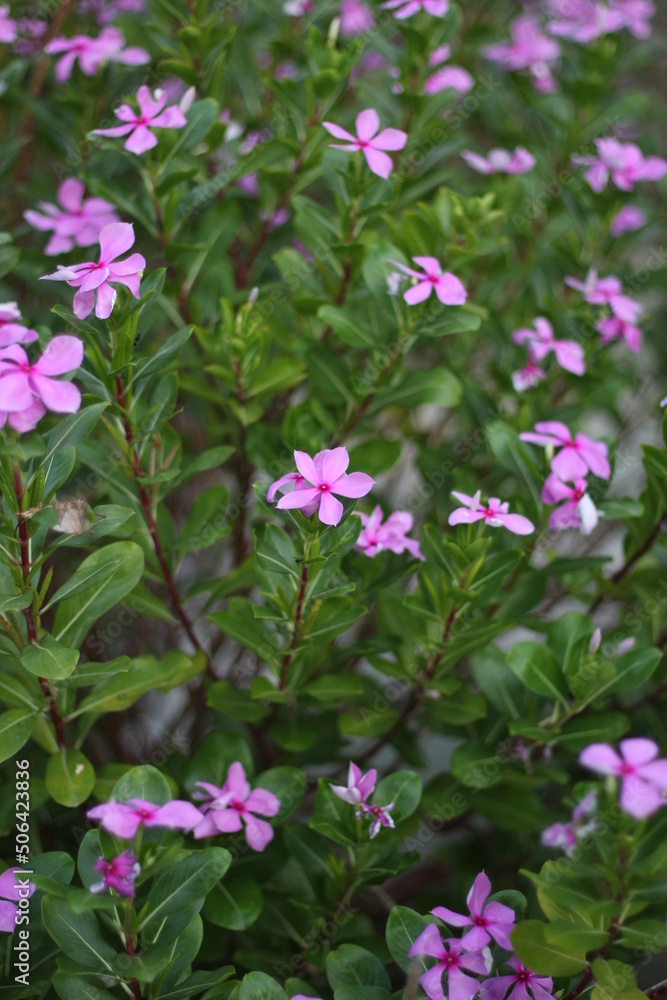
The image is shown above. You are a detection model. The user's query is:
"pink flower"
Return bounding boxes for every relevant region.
[596,316,642,353]
[461,147,535,175]
[0,5,17,43]
[572,138,667,192]
[512,351,547,393]
[512,317,585,375]
[0,869,35,934]
[41,222,146,320]
[269,447,374,527]
[0,303,38,348]
[480,957,555,1000]
[483,16,560,93]
[541,791,598,856]
[90,850,140,898]
[546,0,626,42]
[322,109,407,179]
[340,0,374,34]
[380,0,450,18]
[331,762,377,811]
[362,801,395,838]
[425,65,475,95]
[87,797,203,837]
[541,474,600,535]
[355,506,425,560]
[520,422,610,481]
[24,179,119,256]
[389,256,466,306]
[45,27,150,83]
[610,205,647,236]
[283,0,313,13]
[432,871,516,951]
[409,925,492,1000]
[610,0,655,37]
[0,337,83,432]
[192,762,280,852]
[579,739,667,819]
[565,269,642,323]
[449,491,535,535]
[93,85,188,155]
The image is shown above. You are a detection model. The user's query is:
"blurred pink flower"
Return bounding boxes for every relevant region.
[449,491,535,535]
[283,0,313,12]
[480,957,555,1000]
[512,317,585,375]
[45,27,150,83]
[610,205,646,236]
[579,739,667,819]
[389,256,467,306]
[511,354,547,392]
[541,474,600,535]
[94,85,187,154]
[355,506,425,559]
[340,0,374,34]
[0,336,83,432]
[323,109,407,179]
[24,178,119,255]
[87,797,203,837]
[193,762,280,852]
[565,268,642,323]
[363,801,395,838]
[573,138,667,192]
[0,303,38,348]
[425,65,474,95]
[483,16,560,93]
[610,0,655,37]
[380,0,449,18]
[0,869,35,934]
[270,447,374,526]
[541,791,597,856]
[408,925,492,1000]
[78,0,145,23]
[432,871,515,950]
[331,762,376,810]
[596,315,642,352]
[0,5,16,43]
[90,850,140,898]
[520,421,610,480]
[461,147,535,175]
[546,0,626,42]
[41,222,146,320]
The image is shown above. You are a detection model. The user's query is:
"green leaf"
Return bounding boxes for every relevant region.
[374,771,421,822]
[69,652,203,718]
[372,367,462,411]
[239,972,288,1000]
[326,944,390,990]
[20,636,79,681]
[256,766,306,823]
[178,486,231,553]
[203,872,264,930]
[310,777,357,848]
[591,959,645,1000]
[111,764,172,805]
[303,675,364,702]
[0,708,37,763]
[333,990,393,1000]
[385,905,431,973]
[156,969,236,1000]
[52,973,117,1000]
[506,642,569,704]
[208,599,280,668]
[317,305,378,349]
[46,749,96,807]
[0,592,33,613]
[42,896,117,971]
[510,920,587,976]
[247,358,306,398]
[35,404,108,484]
[141,847,232,943]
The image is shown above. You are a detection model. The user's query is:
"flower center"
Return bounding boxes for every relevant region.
[319,483,330,492]
[474,916,487,927]
[357,139,369,149]
[231,800,245,812]
[619,763,636,776]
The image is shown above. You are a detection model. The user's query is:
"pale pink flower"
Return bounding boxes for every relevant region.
[546,0,626,42]
[483,16,560,93]
[0,303,38,348]
[90,850,140,898]
[269,447,374,527]
[579,739,667,819]
[425,65,474,95]
[87,798,203,837]
[322,109,407,179]
[520,421,610,481]
[340,0,374,34]
[480,958,555,1000]
[24,178,119,256]
[0,869,35,934]
[13,18,47,56]
[192,762,280,852]
[45,27,150,83]
[512,317,585,375]
[572,138,667,192]
[596,316,642,353]
[409,925,492,1000]
[565,269,642,323]
[541,791,597,856]
[380,0,449,18]
[461,147,535,175]
[610,0,655,37]
[331,762,377,811]
[449,491,535,535]
[610,205,647,236]
[0,5,17,43]
[355,506,425,560]
[511,355,547,393]
[541,474,600,535]
[0,337,83,432]
[389,256,466,306]
[432,871,515,951]
[94,85,188,155]
[283,0,313,12]
[41,222,146,320]
[362,801,395,838]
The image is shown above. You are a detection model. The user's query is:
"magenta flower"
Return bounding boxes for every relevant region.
[322,109,407,180]
[565,269,642,324]
[24,178,119,256]
[480,957,555,1000]
[389,257,467,306]
[94,85,188,155]
[610,0,655,37]
[362,801,395,838]
[355,506,425,560]
[41,222,146,320]
[331,762,377,811]
[449,491,535,536]
[0,303,38,348]
[483,16,560,93]
[580,739,667,819]
[269,447,374,527]
[461,148,535,175]
[409,925,492,1000]
[541,474,600,535]
[0,337,83,432]
[380,0,449,18]
[511,354,547,393]
[340,0,374,34]
[596,316,642,353]
[45,27,150,83]
[425,64,474,95]
[0,869,34,934]
[90,850,140,898]
[432,871,516,951]
[610,205,647,236]
[541,791,597,857]
[192,762,280,852]
[0,5,17,43]
[512,318,585,376]
[520,422,610,481]
[572,138,667,193]
[87,797,203,837]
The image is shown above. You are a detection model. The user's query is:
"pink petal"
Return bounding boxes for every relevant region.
[98,222,136,264]
[0,373,33,412]
[192,814,219,838]
[87,803,141,839]
[412,256,441,273]
[331,471,374,499]
[620,738,658,767]
[24,208,58,231]
[210,810,243,833]
[322,121,356,142]
[409,923,446,959]
[267,472,299,502]
[225,762,250,799]
[461,151,492,173]
[371,127,408,151]
[125,125,158,155]
[459,925,491,950]
[404,281,433,305]
[322,446,350,483]
[363,146,394,178]
[150,106,187,129]
[574,437,610,479]
[620,775,663,819]
[541,474,574,504]
[151,800,203,831]
[79,267,110,292]
[451,491,475,506]
[534,420,571,440]
[467,871,491,916]
[435,273,467,305]
[318,491,344,525]
[136,84,166,118]
[496,512,535,535]
[449,509,486,526]
[0,901,17,933]
[73,289,95,319]
[109,252,146,276]
[637,760,667,790]
[552,340,585,375]
[579,743,622,776]
[276,487,320,510]
[355,108,380,141]
[93,283,117,320]
[94,124,136,139]
[551,447,589,482]
[420,965,446,1000]
[243,814,274,852]
[432,905,471,927]
[115,46,151,66]
[29,374,80,414]
[293,450,318,485]
[449,966,482,1000]
[245,788,280,817]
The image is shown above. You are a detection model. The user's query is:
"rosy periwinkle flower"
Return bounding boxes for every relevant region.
[480,957,556,1000]
[483,16,560,93]
[579,739,667,819]
[449,491,535,535]
[541,791,597,857]
[24,179,119,256]
[340,0,374,34]
[0,303,38,348]
[380,0,449,18]
[541,474,600,535]
[565,269,642,324]
[270,447,374,527]
[0,869,34,933]
[87,797,203,837]
[432,871,515,950]
[546,0,626,42]
[511,355,547,393]
[610,205,647,237]
[331,762,376,812]
[461,148,535,175]
[355,506,425,560]
[409,925,492,1000]
[41,222,146,321]
[93,85,188,155]
[90,851,140,898]
[0,337,83,432]
[572,139,667,193]
[596,316,642,353]
[512,317,585,376]
[610,0,655,37]
[192,762,280,852]
[389,257,466,307]
[362,801,395,838]
[425,65,474,96]
[45,27,150,83]
[322,110,407,180]
[0,5,17,43]
[520,422,610,481]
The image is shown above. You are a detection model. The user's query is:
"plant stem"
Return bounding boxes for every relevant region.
[280,559,309,691]
[590,507,667,613]
[123,901,142,1000]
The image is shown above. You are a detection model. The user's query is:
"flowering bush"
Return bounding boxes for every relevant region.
[0,2,666,999]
